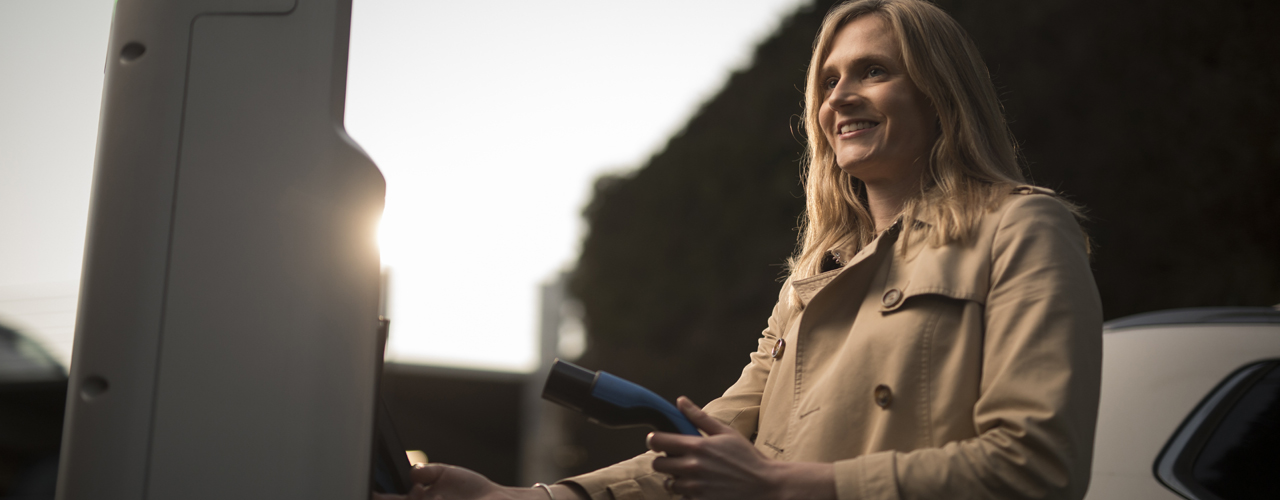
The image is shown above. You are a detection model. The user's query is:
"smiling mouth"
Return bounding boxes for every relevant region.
[839,121,879,134]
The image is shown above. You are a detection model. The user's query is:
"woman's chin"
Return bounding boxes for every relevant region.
[835,157,881,181]
[836,153,928,187]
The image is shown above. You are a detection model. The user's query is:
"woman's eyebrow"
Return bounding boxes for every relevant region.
[826,53,896,72]
[848,53,895,68]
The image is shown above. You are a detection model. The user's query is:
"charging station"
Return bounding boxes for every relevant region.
[56,1,385,498]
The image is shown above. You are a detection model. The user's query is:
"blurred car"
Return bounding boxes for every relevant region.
[0,323,66,500]
[1085,306,1280,500]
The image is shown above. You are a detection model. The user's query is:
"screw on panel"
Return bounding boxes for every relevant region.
[120,42,145,62]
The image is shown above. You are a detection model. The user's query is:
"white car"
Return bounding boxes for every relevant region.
[1086,306,1280,500]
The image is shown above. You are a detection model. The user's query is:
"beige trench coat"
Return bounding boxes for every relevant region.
[564,188,1104,500]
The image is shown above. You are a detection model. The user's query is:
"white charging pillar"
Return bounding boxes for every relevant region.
[57,0,385,499]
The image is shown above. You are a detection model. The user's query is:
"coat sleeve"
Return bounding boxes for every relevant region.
[558,284,794,500]
[833,195,1103,500]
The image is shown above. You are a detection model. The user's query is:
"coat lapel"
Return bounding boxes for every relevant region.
[792,222,902,309]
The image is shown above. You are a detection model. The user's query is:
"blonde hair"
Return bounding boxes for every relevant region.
[787,0,1030,307]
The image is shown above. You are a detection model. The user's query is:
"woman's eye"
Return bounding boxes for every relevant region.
[825,77,839,89]
[866,67,886,78]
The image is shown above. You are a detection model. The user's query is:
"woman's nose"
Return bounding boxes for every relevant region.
[827,84,861,109]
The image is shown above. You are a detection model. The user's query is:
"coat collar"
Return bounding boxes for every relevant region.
[890,184,1054,229]
[792,220,903,308]
[791,185,1050,309]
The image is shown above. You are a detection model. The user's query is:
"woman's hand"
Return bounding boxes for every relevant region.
[409,464,512,500]
[371,464,585,500]
[370,464,505,500]
[370,464,516,500]
[648,397,836,500]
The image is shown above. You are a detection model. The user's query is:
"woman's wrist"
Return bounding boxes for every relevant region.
[511,483,587,500]
[767,461,836,500]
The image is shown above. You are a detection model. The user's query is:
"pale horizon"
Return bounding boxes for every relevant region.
[0,0,809,372]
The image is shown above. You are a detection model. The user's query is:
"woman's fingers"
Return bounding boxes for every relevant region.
[407,464,450,486]
[648,397,736,456]
[666,475,704,497]
[370,475,433,500]
[652,453,700,476]
[649,406,784,500]
[677,396,735,436]
[647,430,702,455]
[401,462,507,499]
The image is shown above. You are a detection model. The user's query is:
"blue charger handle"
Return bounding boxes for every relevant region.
[592,371,701,436]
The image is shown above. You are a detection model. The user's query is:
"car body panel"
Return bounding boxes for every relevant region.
[1085,320,1280,500]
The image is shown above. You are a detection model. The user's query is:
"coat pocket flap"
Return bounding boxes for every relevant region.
[879,283,982,312]
[880,243,988,312]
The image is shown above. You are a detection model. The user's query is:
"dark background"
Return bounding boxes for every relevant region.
[561,0,1280,475]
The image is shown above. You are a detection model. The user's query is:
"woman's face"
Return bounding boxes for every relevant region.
[818,15,937,184]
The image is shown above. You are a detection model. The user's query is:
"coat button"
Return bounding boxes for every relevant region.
[882,288,903,308]
[771,338,786,359]
[874,385,893,409]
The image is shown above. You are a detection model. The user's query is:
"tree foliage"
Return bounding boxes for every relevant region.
[563,0,1280,474]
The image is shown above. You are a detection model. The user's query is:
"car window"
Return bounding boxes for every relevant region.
[1156,359,1280,500]
[1191,361,1280,499]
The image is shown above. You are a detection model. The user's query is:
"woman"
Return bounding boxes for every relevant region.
[400,0,1102,498]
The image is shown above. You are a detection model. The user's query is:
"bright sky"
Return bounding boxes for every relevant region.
[0,0,806,372]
